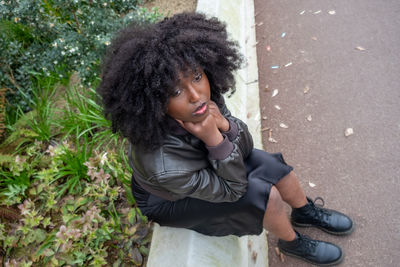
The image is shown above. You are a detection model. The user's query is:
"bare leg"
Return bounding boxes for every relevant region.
[275,171,307,208]
[263,186,296,241]
[264,176,346,266]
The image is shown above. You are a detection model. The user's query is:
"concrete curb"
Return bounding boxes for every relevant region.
[196,0,262,149]
[147,1,266,266]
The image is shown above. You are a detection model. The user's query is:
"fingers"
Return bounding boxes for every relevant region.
[175,119,184,127]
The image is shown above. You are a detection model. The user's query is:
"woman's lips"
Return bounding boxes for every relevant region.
[193,102,208,115]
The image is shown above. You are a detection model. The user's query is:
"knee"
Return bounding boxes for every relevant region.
[267,186,285,213]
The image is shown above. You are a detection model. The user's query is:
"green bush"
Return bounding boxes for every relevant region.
[0,1,163,264]
[0,81,148,263]
[0,0,161,125]
[0,140,150,266]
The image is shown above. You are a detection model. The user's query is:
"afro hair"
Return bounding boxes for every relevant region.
[97,12,243,149]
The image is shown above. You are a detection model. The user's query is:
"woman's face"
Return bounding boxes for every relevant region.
[167,68,211,123]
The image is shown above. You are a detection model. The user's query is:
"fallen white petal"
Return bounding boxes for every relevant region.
[285,62,293,67]
[345,128,354,137]
[328,10,336,15]
[306,115,312,121]
[268,137,278,143]
[304,85,310,94]
[274,105,281,110]
[355,46,366,51]
[279,123,288,129]
[309,182,316,187]
[262,116,268,120]
[300,10,306,15]
[272,89,279,97]
[314,10,321,14]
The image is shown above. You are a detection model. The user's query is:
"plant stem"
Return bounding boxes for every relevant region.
[73,11,81,34]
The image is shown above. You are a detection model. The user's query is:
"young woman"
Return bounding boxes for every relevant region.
[97,12,353,266]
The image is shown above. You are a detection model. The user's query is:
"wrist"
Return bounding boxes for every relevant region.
[204,131,224,146]
[219,118,230,132]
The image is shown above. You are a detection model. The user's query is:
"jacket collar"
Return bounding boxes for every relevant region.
[167,116,189,136]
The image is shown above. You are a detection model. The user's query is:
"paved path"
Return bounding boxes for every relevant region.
[254,0,400,266]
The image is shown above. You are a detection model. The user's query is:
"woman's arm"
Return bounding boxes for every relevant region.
[215,100,254,159]
[154,105,253,202]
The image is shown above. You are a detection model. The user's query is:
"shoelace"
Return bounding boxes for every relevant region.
[297,234,318,254]
[308,197,332,223]
[312,196,325,207]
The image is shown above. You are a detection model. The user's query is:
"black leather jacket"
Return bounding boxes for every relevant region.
[128,101,253,203]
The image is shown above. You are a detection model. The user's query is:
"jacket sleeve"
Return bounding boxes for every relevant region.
[218,101,254,159]
[152,104,254,203]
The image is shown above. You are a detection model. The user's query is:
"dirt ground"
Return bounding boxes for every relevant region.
[141,0,197,16]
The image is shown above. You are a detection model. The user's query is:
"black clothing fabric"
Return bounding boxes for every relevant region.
[128,99,253,203]
[132,149,293,236]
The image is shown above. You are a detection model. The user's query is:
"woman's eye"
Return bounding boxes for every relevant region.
[171,88,182,97]
[193,72,202,82]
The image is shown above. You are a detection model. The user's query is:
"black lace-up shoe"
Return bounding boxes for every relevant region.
[278,231,344,266]
[291,197,354,235]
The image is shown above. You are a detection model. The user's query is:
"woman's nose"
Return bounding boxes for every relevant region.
[188,86,201,102]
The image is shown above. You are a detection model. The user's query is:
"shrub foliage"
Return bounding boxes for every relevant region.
[0,0,161,125]
[0,0,163,265]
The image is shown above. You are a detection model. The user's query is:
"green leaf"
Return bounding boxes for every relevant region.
[36,233,56,256]
[128,208,136,225]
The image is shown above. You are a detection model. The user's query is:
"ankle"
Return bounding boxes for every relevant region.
[293,203,310,214]
[280,230,298,242]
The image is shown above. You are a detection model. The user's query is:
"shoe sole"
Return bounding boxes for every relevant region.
[291,220,355,236]
[279,248,345,266]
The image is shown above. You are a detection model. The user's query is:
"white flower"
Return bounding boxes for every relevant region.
[100,152,108,165]
[104,41,110,46]
[61,51,65,55]
[15,155,26,164]
[53,60,58,64]
[90,21,94,25]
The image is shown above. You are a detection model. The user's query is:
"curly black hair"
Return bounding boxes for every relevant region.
[97,12,243,149]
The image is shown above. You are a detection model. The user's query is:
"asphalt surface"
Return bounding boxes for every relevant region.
[254,0,400,266]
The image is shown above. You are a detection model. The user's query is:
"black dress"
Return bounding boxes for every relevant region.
[132,148,293,237]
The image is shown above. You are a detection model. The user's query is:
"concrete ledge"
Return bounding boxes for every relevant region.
[147,0,266,266]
